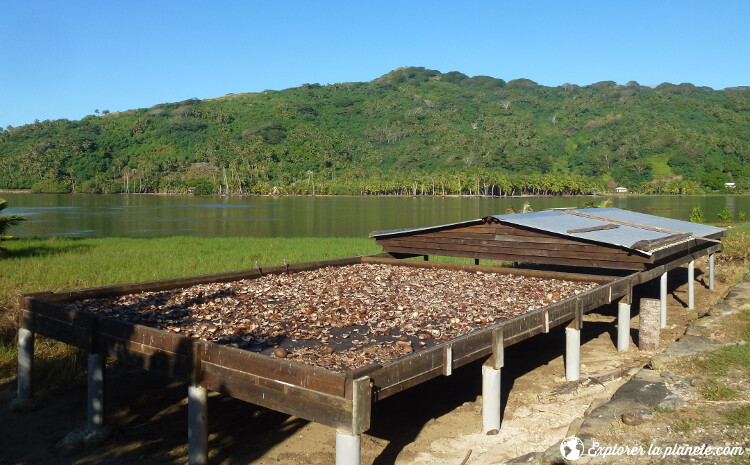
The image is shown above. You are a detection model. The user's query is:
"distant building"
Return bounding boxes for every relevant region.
[188,186,196,194]
[725,182,736,188]
[615,187,628,193]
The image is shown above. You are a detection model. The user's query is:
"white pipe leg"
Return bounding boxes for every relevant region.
[336,430,361,465]
[482,365,501,434]
[17,328,34,402]
[87,354,105,431]
[688,260,695,309]
[617,301,631,352]
[188,385,208,465]
[660,272,668,329]
[709,253,715,290]
[565,327,580,382]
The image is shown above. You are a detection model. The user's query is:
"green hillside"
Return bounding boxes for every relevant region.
[1,67,748,195]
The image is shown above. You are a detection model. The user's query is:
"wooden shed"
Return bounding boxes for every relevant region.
[371,208,726,271]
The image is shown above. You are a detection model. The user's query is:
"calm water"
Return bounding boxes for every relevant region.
[2,193,748,238]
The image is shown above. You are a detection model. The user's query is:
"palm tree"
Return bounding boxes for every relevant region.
[0,198,26,243]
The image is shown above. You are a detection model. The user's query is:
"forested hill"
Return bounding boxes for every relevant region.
[1,67,748,196]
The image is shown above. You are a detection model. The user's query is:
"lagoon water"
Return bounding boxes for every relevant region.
[2,193,748,238]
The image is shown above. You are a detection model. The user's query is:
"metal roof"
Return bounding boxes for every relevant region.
[371,207,726,255]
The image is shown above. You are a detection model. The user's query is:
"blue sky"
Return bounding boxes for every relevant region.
[1,0,748,128]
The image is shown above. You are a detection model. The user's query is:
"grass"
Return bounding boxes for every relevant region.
[0,236,380,389]
[721,223,750,263]
[724,405,750,425]
[701,379,739,401]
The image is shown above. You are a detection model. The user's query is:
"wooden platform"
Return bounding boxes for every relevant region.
[18,243,721,462]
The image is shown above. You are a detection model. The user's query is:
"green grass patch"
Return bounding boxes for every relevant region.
[653,404,676,414]
[701,379,738,401]
[696,344,750,377]
[724,405,750,425]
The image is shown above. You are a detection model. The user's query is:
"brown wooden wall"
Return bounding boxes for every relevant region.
[375,223,652,270]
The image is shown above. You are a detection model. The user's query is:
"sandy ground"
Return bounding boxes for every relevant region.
[0,259,733,464]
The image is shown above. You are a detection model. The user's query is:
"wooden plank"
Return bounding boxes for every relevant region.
[97,318,193,355]
[567,224,620,234]
[350,377,372,435]
[564,210,685,235]
[491,328,504,369]
[373,365,445,400]
[20,309,92,349]
[377,238,649,263]
[378,245,647,270]
[377,235,645,258]
[361,256,618,283]
[201,361,353,430]
[369,347,444,399]
[20,299,96,350]
[377,236,647,261]
[99,333,192,380]
[202,342,347,397]
[652,243,722,268]
[451,330,493,368]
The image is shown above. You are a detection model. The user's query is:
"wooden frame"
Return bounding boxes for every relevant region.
[18,244,721,444]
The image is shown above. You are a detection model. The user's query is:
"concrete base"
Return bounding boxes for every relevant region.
[336,430,361,465]
[87,354,104,431]
[17,328,34,402]
[617,301,631,352]
[188,385,208,465]
[565,327,580,382]
[482,365,501,433]
[688,260,695,309]
[660,272,668,328]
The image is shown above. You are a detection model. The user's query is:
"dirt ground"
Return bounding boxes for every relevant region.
[0,258,737,465]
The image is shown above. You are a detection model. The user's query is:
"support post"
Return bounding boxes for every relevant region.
[188,385,208,465]
[336,430,361,465]
[709,253,715,290]
[17,328,34,402]
[660,271,668,328]
[565,327,581,382]
[639,298,661,351]
[474,258,480,266]
[482,365,501,434]
[688,260,695,309]
[87,354,105,431]
[617,297,631,352]
[423,255,429,261]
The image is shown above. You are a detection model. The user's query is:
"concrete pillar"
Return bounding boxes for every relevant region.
[639,298,661,351]
[565,327,580,382]
[87,354,105,431]
[336,430,361,465]
[617,300,631,352]
[188,385,208,465]
[17,328,34,402]
[688,260,695,309]
[660,271,668,329]
[709,253,715,290]
[482,365,501,434]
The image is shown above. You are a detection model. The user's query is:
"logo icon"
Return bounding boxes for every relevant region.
[560,436,585,461]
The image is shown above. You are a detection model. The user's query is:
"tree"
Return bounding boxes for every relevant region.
[0,198,27,246]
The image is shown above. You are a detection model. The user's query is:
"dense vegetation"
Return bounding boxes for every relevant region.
[1,67,748,195]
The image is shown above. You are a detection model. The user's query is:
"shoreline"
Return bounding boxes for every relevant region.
[0,189,739,198]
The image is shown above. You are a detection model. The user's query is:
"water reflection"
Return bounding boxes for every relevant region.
[2,193,748,238]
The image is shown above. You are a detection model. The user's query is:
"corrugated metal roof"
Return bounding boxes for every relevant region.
[372,207,725,255]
